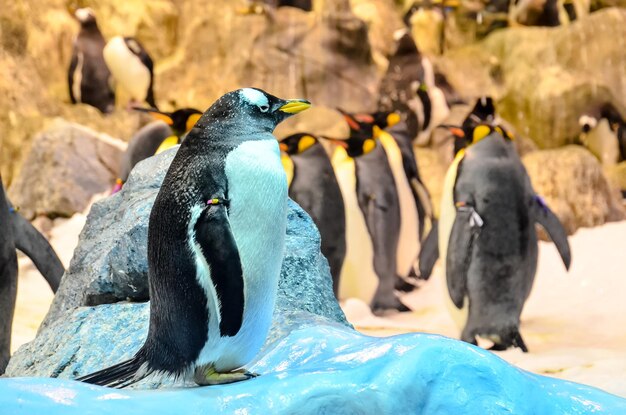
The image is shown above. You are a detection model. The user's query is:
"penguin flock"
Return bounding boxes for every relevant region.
[6,0,622,390]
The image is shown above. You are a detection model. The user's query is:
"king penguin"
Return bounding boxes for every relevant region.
[114,107,202,193]
[328,111,408,313]
[103,36,156,108]
[439,124,571,351]
[78,88,310,387]
[68,8,115,113]
[279,133,346,296]
[1,175,64,374]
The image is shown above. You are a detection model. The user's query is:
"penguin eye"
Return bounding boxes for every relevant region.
[259,105,269,113]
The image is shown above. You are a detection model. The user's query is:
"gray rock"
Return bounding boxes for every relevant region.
[8,120,124,219]
[40,146,347,332]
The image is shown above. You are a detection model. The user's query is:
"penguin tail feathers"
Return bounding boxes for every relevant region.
[76,353,150,388]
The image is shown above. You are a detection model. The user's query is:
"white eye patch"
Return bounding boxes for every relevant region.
[579,115,597,129]
[240,88,269,108]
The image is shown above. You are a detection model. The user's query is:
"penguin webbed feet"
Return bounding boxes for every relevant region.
[371,292,411,315]
[193,365,258,386]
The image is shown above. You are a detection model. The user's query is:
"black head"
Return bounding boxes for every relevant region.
[599,103,625,131]
[279,133,319,155]
[74,8,98,29]
[133,107,203,137]
[338,109,400,140]
[198,88,311,134]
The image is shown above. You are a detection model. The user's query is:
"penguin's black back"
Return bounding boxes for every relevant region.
[0,178,18,373]
[289,142,346,293]
[354,144,401,289]
[119,121,174,181]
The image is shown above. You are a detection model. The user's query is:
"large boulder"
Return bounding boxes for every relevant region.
[436,8,626,149]
[39,146,345,330]
[8,120,125,219]
[523,145,625,234]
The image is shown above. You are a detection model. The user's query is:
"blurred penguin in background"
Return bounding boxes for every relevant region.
[104,36,157,109]
[279,133,346,296]
[579,103,626,166]
[113,107,202,193]
[328,110,414,313]
[68,8,115,113]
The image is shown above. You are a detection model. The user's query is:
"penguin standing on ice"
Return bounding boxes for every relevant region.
[440,124,571,351]
[103,36,157,108]
[78,88,310,387]
[279,133,345,296]
[68,8,115,113]
[113,107,202,193]
[0,176,64,374]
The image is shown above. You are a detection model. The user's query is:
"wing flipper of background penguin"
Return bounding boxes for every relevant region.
[68,49,79,104]
[194,199,245,336]
[418,220,439,280]
[10,211,64,292]
[531,196,571,270]
[446,207,482,309]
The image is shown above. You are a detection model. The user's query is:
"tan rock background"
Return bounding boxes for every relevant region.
[1,0,625,231]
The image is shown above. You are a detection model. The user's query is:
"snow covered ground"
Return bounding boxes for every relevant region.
[11,216,626,398]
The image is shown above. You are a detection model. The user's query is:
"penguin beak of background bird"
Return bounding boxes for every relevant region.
[438,124,465,138]
[320,136,349,149]
[279,99,311,114]
[279,143,288,152]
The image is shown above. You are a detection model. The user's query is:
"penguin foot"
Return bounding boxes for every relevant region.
[193,365,258,386]
[371,297,411,315]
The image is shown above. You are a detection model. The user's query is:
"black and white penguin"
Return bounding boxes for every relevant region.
[0,176,64,374]
[103,36,156,108]
[579,103,626,165]
[78,88,310,387]
[279,133,346,296]
[439,124,571,351]
[68,8,115,114]
[328,111,408,312]
[114,107,202,192]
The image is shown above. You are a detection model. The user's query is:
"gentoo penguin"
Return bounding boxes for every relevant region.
[579,103,626,165]
[68,8,115,113]
[78,88,310,387]
[328,111,408,312]
[0,176,64,374]
[279,133,346,296]
[440,124,571,351]
[114,107,202,192]
[103,36,156,108]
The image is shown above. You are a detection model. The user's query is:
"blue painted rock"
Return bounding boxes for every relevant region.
[2,312,626,413]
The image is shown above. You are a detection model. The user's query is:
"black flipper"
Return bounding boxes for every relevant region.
[68,49,78,104]
[11,212,64,292]
[446,206,482,309]
[194,200,244,337]
[532,196,571,270]
[76,352,148,388]
[418,221,439,280]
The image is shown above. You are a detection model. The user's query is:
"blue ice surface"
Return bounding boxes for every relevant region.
[2,324,625,415]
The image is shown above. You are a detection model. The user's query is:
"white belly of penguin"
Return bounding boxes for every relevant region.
[439,152,468,329]
[378,131,420,278]
[331,147,378,303]
[192,139,287,372]
[103,37,151,102]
